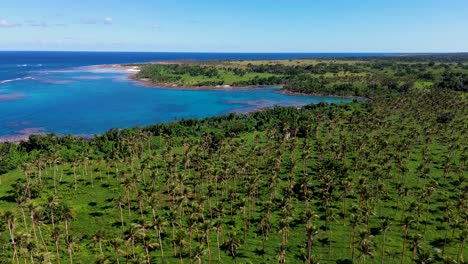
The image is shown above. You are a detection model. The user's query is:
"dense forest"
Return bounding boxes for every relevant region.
[0,57,467,263]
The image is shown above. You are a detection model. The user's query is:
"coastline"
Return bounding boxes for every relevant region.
[96,63,363,100]
[278,89,367,101]
[0,62,361,144]
[95,64,279,91]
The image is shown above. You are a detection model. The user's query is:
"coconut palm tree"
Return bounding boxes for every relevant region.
[152,214,168,263]
[305,224,319,263]
[223,231,241,264]
[400,215,415,264]
[174,229,187,264]
[61,205,75,247]
[355,229,375,264]
[109,238,124,264]
[66,234,75,264]
[51,226,61,264]
[124,223,143,261]
[409,233,423,262]
[276,243,288,264]
[92,230,106,256]
[16,231,34,264]
[46,195,60,230]
[192,244,207,264]
[415,248,434,264]
[456,229,467,263]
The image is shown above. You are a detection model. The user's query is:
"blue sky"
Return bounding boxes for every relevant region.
[0,0,467,52]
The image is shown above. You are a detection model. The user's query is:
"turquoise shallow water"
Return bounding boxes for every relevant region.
[0,52,353,141]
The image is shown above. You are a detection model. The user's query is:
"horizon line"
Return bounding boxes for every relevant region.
[0,50,467,54]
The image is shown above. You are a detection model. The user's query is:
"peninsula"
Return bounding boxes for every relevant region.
[107,55,468,98]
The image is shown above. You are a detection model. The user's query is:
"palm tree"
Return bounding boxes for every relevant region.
[400,215,415,264]
[349,213,362,261]
[66,234,75,264]
[166,210,179,256]
[276,243,288,264]
[380,217,391,264]
[213,218,223,263]
[51,226,61,264]
[355,229,375,264]
[152,214,168,263]
[15,192,29,231]
[456,229,466,263]
[121,175,135,216]
[124,223,142,261]
[409,233,423,262]
[305,224,319,263]
[46,195,60,229]
[15,231,32,264]
[109,238,124,264]
[223,231,241,264]
[137,225,158,264]
[93,230,106,256]
[192,244,207,264]
[415,248,434,264]
[186,214,197,260]
[61,205,75,248]
[174,229,187,264]
[29,204,49,255]
[199,220,213,263]
[116,197,125,228]
[259,213,272,250]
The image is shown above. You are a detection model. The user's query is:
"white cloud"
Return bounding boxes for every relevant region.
[104,17,113,24]
[29,21,49,27]
[0,19,19,28]
[152,24,161,29]
[81,17,113,25]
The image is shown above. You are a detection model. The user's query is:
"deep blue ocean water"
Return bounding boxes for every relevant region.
[0,51,387,141]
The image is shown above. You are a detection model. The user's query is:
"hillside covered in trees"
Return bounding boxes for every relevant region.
[0,57,467,263]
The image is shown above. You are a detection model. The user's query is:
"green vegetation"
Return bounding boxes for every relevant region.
[1,56,467,263]
[135,56,468,97]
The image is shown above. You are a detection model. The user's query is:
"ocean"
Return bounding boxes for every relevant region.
[0,51,383,141]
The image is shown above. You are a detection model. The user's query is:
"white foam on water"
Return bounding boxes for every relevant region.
[0,76,34,85]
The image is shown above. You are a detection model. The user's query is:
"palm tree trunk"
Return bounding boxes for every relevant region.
[8,224,20,264]
[115,250,120,264]
[68,245,73,264]
[20,207,28,230]
[381,233,386,264]
[53,164,57,193]
[51,208,55,229]
[37,225,49,254]
[99,241,103,256]
[400,230,407,264]
[179,245,183,264]
[217,230,221,263]
[126,191,131,216]
[119,203,124,228]
[55,238,61,264]
[206,233,211,264]
[158,230,165,263]
[145,245,150,264]
[73,163,77,191]
[458,238,465,262]
[189,227,193,261]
